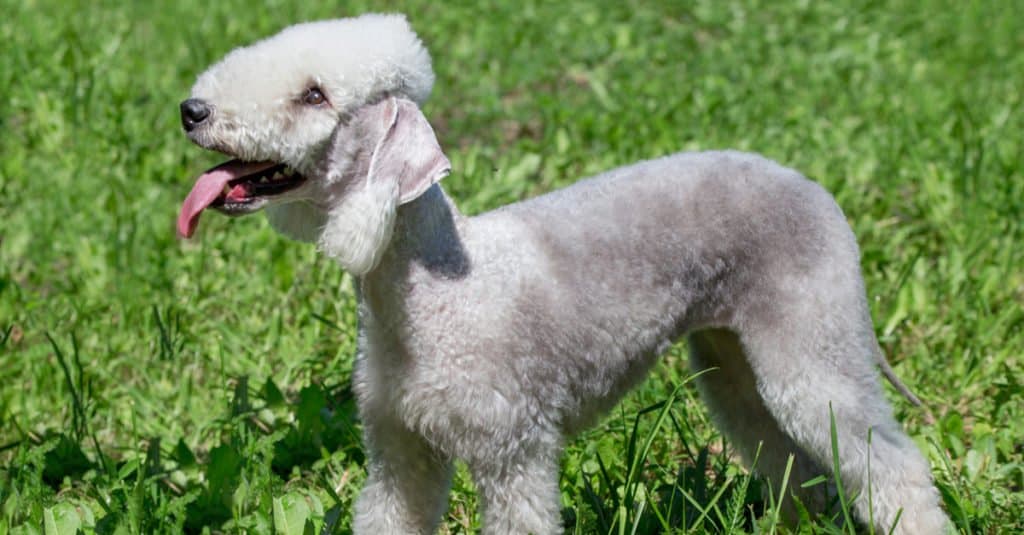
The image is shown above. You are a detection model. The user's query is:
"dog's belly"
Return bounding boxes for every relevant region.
[558,339,675,435]
[505,268,697,435]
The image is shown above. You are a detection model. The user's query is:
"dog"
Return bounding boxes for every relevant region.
[177,14,951,534]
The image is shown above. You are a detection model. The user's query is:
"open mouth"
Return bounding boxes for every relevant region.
[177,158,307,238]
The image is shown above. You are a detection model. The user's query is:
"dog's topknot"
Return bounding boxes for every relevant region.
[191,13,434,114]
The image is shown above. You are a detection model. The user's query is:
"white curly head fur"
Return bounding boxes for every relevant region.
[187,14,435,170]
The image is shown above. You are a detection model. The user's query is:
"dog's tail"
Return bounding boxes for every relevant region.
[875,344,936,424]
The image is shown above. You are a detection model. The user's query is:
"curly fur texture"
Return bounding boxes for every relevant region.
[187,14,433,175]
[180,15,951,535]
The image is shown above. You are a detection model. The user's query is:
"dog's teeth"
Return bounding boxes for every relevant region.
[272,171,284,181]
[284,166,294,176]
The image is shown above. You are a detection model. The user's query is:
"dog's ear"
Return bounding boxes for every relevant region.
[367,97,450,204]
[313,98,449,276]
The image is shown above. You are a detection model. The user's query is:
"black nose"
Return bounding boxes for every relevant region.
[180,98,211,131]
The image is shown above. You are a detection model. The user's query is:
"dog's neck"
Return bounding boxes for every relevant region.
[359,184,470,311]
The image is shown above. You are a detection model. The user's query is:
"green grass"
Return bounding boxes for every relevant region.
[2,0,1022,532]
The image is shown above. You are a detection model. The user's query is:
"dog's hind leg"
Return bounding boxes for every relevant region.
[352,414,454,534]
[737,305,950,534]
[688,329,831,522]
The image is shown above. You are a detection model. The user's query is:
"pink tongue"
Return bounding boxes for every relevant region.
[177,159,276,238]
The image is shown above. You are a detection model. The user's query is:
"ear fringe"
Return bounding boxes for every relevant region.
[317,179,399,275]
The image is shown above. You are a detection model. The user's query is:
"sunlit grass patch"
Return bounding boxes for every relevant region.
[2,0,1022,532]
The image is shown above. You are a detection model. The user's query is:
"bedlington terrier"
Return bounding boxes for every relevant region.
[176,14,950,534]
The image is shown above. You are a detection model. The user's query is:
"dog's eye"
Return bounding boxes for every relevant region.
[302,87,326,106]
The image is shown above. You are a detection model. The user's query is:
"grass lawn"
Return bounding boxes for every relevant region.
[2,0,1022,532]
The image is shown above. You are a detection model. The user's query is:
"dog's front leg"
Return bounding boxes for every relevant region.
[468,444,563,535]
[352,344,452,535]
[352,413,453,534]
